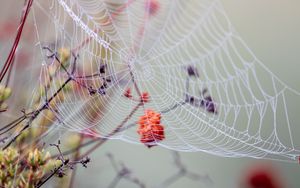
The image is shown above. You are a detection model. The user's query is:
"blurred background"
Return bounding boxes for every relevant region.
[1,0,300,187]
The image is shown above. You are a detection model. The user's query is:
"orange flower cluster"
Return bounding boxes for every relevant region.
[137,109,165,148]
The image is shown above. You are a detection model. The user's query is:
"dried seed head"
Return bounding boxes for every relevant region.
[99,64,107,74]
[186,65,199,77]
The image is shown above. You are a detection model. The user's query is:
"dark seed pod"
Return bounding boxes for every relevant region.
[186,65,199,77]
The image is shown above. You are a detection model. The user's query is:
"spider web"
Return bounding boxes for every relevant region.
[28,0,300,162]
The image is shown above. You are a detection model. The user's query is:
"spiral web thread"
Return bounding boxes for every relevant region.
[28,0,300,162]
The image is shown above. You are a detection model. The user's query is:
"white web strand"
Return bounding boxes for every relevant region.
[29,0,300,163]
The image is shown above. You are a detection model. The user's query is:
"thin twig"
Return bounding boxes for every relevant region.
[0,0,34,83]
[106,153,145,188]
[68,134,84,188]
[2,76,72,150]
[37,141,90,187]
[36,163,64,188]
[158,152,213,187]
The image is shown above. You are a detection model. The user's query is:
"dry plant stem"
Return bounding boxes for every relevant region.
[160,101,187,114]
[160,171,184,187]
[68,134,84,188]
[5,56,15,87]
[107,154,145,188]
[0,114,28,134]
[2,77,72,150]
[108,175,122,188]
[37,142,91,188]
[0,117,26,136]
[79,102,143,159]
[36,163,64,188]
[0,0,33,83]
[160,152,213,187]
[53,139,96,158]
[37,142,69,187]
[107,154,123,188]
